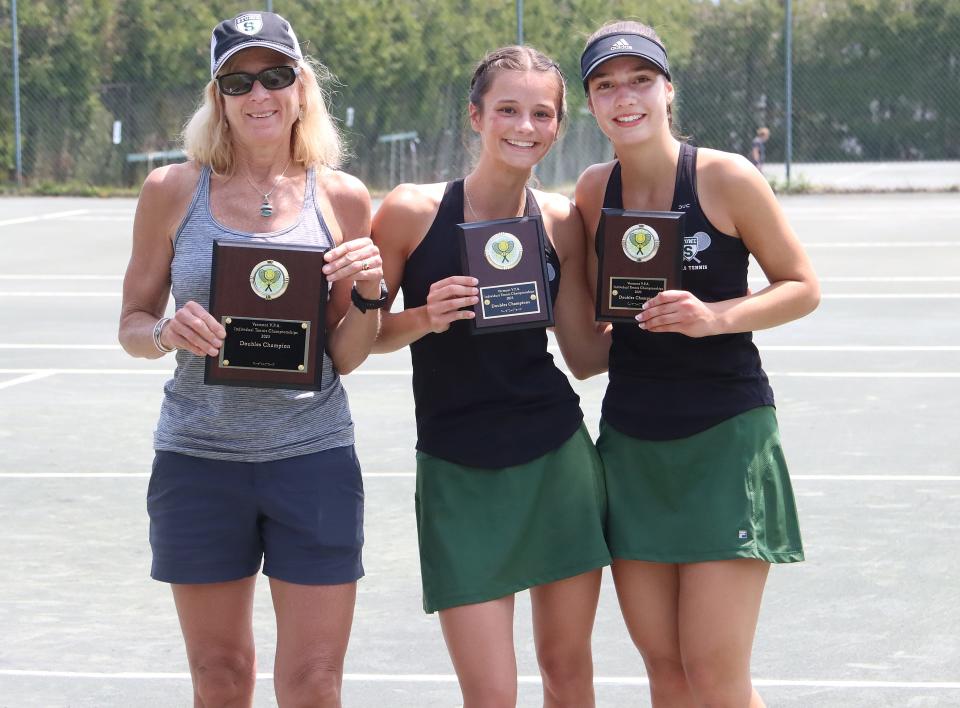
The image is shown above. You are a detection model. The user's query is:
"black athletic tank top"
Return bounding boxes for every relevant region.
[402,179,583,467]
[600,143,775,439]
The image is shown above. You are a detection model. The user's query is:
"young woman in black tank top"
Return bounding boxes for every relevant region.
[372,47,611,706]
[576,21,820,708]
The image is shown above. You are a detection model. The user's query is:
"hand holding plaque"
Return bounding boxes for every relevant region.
[204,239,328,390]
[595,209,685,323]
[457,216,555,334]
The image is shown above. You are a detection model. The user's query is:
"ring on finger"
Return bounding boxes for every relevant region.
[361,260,370,271]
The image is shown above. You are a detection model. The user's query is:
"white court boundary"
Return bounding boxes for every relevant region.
[805,241,960,248]
[0,669,958,690]
[0,210,89,227]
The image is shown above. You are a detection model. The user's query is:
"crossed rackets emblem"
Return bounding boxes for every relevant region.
[484,232,523,270]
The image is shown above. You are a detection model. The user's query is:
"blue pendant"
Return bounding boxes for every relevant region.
[260,199,273,218]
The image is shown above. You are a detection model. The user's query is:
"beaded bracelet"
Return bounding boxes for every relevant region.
[152,317,175,354]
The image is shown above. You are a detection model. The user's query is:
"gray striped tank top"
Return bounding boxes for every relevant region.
[154,165,354,462]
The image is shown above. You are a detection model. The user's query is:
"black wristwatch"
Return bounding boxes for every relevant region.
[351,279,389,313]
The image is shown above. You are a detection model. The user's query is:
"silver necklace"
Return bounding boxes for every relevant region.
[244,159,291,217]
[463,177,526,221]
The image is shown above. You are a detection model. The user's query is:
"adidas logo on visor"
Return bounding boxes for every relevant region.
[610,38,633,51]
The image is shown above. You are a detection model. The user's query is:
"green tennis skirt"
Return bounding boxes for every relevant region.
[415,424,612,613]
[597,406,804,564]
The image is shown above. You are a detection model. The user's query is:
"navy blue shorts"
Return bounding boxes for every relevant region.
[147,446,364,585]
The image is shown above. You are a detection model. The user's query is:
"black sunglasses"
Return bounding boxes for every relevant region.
[216,66,300,96]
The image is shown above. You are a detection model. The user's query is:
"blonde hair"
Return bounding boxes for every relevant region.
[182,55,342,174]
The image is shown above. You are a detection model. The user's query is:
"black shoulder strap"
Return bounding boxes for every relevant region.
[602,161,623,209]
[671,143,696,211]
[440,179,463,222]
[523,186,541,217]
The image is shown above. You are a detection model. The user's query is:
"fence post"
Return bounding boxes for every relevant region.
[516,0,523,45]
[785,0,793,187]
[12,0,23,186]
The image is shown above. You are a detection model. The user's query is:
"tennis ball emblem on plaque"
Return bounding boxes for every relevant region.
[622,224,660,263]
[250,260,290,300]
[484,232,523,270]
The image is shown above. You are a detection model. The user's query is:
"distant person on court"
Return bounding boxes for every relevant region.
[118,12,383,707]
[576,21,819,707]
[750,126,771,170]
[371,46,611,706]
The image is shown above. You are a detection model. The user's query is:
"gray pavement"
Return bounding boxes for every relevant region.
[1,194,959,706]
[763,161,960,190]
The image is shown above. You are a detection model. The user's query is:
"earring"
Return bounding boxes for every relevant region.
[298,106,305,122]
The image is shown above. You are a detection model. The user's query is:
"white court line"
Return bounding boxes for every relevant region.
[792,475,960,481]
[787,207,960,215]
[750,276,960,283]
[0,368,172,375]
[759,346,960,352]
[767,371,960,378]
[0,371,55,390]
[0,473,151,478]
[0,210,89,227]
[0,344,122,350]
[547,345,960,353]
[821,293,960,299]
[805,242,960,248]
[6,275,123,280]
[0,291,121,297]
[69,215,133,221]
[0,670,957,689]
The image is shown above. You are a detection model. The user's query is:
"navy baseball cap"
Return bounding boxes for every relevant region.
[210,11,303,78]
[580,33,671,91]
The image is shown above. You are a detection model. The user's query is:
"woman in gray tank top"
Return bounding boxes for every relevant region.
[118,12,384,707]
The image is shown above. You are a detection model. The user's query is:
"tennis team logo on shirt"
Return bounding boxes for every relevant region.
[683,231,712,271]
[485,232,523,270]
[235,14,263,35]
[250,260,289,300]
[622,223,659,262]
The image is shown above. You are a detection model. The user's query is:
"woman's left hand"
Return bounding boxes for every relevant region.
[636,290,721,338]
[322,237,383,292]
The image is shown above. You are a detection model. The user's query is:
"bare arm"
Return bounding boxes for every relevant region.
[118,163,226,359]
[638,151,820,336]
[320,171,380,375]
[539,190,610,379]
[371,184,479,353]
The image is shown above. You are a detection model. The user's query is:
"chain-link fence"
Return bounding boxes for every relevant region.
[2,0,958,193]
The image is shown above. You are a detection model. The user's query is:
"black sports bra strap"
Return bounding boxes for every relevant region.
[523,187,541,217]
[671,143,696,211]
[602,162,624,209]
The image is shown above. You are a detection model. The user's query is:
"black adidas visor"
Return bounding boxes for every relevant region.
[580,34,671,91]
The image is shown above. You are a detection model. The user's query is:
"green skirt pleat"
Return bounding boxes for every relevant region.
[415,424,612,613]
[597,406,804,564]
